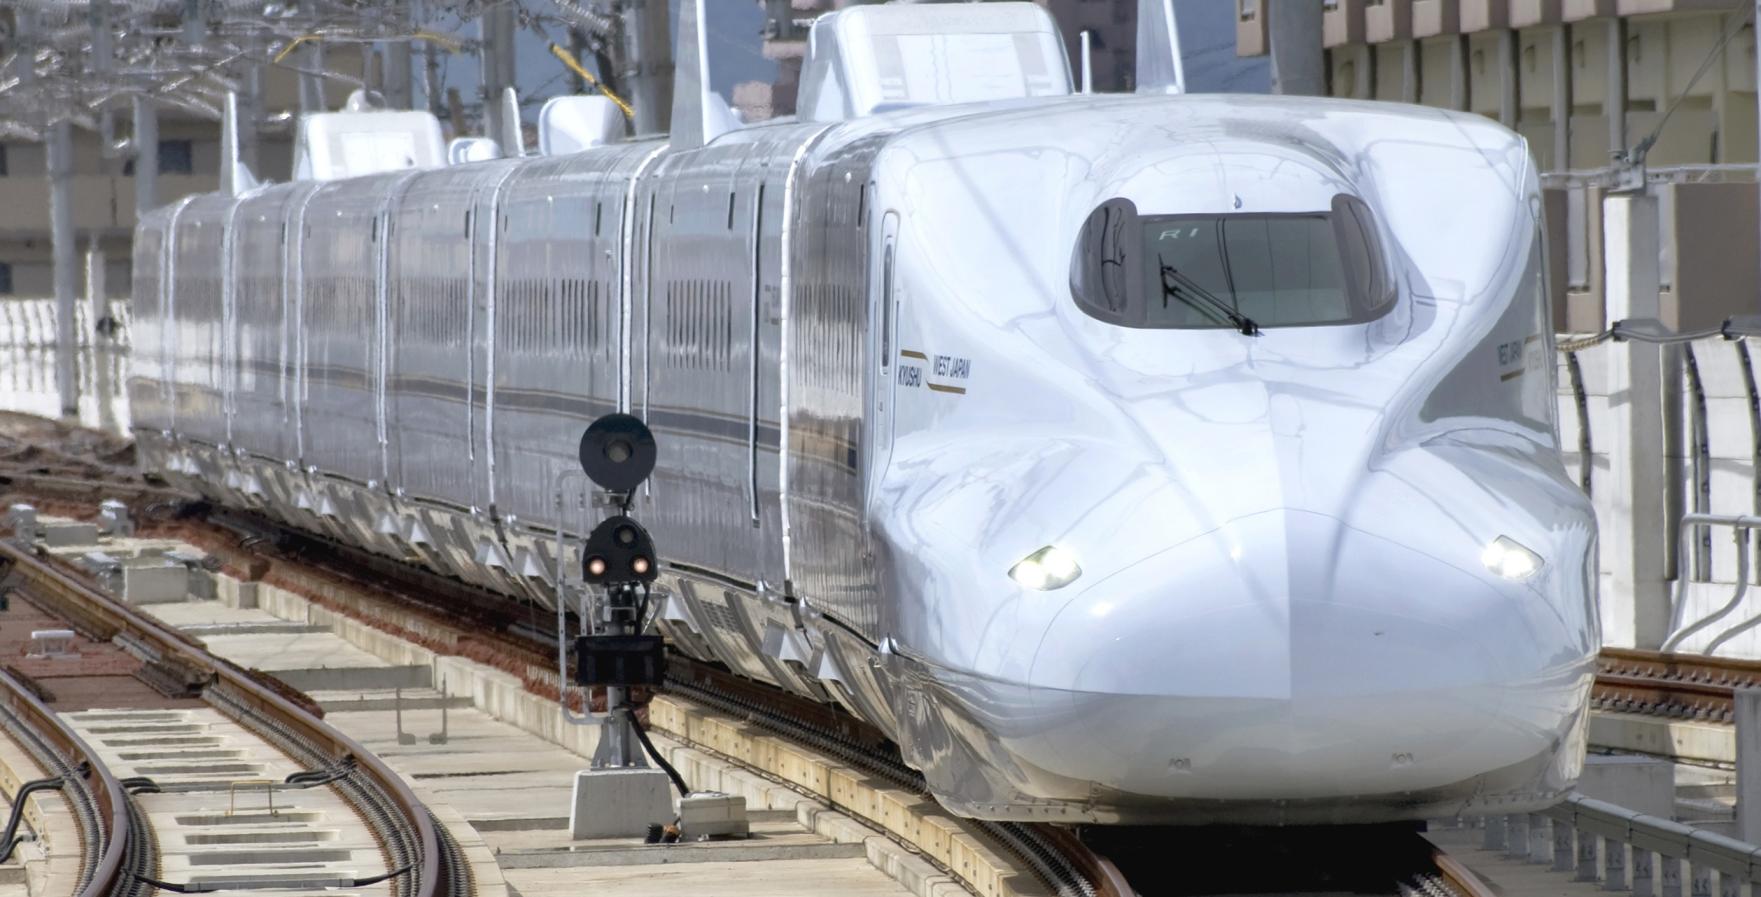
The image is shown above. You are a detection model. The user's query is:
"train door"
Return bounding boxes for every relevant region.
[731,152,771,585]
[286,189,316,467]
[219,202,241,450]
[751,161,789,595]
[470,169,519,516]
[867,210,900,497]
[372,202,393,490]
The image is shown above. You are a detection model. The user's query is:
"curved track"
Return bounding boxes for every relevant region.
[0,667,131,897]
[0,538,463,897]
[0,450,1507,897]
[181,500,1496,897]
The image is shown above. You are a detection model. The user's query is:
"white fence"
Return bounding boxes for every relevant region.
[1558,330,1761,657]
[0,298,131,435]
[0,298,132,351]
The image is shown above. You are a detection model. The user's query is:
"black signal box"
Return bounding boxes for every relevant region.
[574,634,666,687]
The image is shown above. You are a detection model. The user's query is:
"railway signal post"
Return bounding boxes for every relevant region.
[566,413,679,840]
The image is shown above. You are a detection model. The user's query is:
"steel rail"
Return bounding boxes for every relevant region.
[193,504,1511,897]
[0,667,129,897]
[175,506,1130,897]
[1591,646,1761,722]
[1431,844,1498,897]
[0,540,449,897]
[0,492,1507,897]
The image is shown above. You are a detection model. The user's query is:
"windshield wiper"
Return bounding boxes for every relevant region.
[1159,264,1261,336]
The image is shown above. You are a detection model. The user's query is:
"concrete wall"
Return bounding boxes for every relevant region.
[1667,182,1760,329]
[0,49,358,307]
[1546,179,1759,335]
[0,174,219,240]
[1237,0,1761,168]
[1558,332,1761,656]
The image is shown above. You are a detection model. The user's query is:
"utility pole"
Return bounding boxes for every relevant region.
[419,0,443,117]
[480,5,517,151]
[569,28,590,95]
[17,8,80,418]
[299,42,327,113]
[48,118,79,419]
[1266,1,1324,96]
[240,65,261,172]
[85,238,107,345]
[619,0,673,136]
[385,39,414,109]
[91,0,118,174]
[133,96,159,218]
[1607,17,1628,161]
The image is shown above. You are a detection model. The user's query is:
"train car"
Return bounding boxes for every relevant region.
[129,1,1599,825]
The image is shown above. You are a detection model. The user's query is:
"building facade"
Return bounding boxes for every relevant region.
[1237,0,1757,170]
[0,58,361,300]
[1234,0,1760,332]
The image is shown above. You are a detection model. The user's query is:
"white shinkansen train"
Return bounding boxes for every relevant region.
[129,1,1598,825]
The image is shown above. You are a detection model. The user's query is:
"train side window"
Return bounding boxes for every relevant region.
[880,243,895,370]
[1331,194,1394,313]
[1069,198,1138,325]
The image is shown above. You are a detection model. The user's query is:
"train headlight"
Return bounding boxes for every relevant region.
[1482,536,1543,581]
[1010,546,1082,591]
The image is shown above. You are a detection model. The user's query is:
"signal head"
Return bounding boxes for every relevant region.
[582,514,658,586]
[578,413,657,494]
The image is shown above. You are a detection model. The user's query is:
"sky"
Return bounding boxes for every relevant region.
[434,1,1268,119]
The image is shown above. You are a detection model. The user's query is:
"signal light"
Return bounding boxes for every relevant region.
[578,413,658,494]
[581,514,658,586]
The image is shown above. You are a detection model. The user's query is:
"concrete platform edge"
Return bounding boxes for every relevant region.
[233,576,1033,897]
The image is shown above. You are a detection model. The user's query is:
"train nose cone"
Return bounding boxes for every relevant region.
[1015,508,1588,808]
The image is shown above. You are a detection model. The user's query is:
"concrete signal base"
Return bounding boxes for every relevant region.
[569,767,675,839]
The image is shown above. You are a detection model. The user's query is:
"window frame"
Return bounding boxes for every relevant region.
[1070,194,1399,332]
[158,139,195,175]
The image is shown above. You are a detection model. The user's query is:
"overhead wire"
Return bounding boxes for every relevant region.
[1625,0,1755,164]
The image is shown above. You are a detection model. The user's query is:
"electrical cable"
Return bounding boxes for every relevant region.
[628,710,690,798]
[1627,0,1754,164]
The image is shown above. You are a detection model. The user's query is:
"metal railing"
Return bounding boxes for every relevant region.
[0,299,131,351]
[1557,318,1761,605]
[1663,514,1761,653]
[1482,796,1761,897]
[1541,164,1760,190]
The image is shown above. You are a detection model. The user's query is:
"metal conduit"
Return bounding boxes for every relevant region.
[1550,317,1761,651]
[1662,514,1761,652]
[1685,343,1712,582]
[0,543,453,897]
[0,666,131,897]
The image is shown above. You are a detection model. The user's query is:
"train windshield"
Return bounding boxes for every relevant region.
[1071,195,1395,330]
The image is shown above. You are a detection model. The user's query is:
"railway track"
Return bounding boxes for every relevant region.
[0,536,467,897]
[0,455,1500,897]
[155,500,1495,897]
[0,667,133,897]
[1592,646,1761,723]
